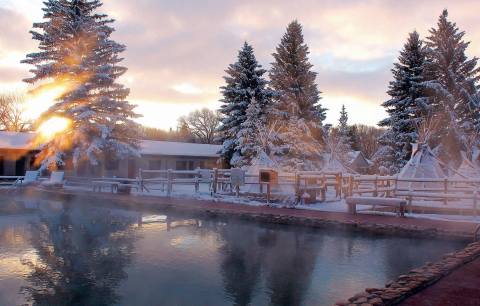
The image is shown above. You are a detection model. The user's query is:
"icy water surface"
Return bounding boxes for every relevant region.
[0,195,466,306]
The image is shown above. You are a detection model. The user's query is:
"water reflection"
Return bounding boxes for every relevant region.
[0,196,467,306]
[19,200,139,306]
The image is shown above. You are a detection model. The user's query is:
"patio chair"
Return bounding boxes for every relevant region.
[20,171,40,186]
[41,171,65,188]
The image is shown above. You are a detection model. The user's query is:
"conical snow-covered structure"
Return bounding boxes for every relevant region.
[399,143,445,179]
[322,128,357,174]
[322,153,357,174]
[398,143,446,189]
[454,152,480,179]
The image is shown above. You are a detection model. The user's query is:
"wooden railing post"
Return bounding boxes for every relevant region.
[195,167,200,193]
[139,168,144,192]
[373,176,378,197]
[167,169,173,196]
[212,168,218,194]
[443,178,448,206]
[348,176,354,197]
[474,189,478,216]
[386,178,391,197]
[393,175,398,197]
[266,182,271,204]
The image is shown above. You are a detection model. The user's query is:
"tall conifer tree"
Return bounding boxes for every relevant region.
[338,105,349,137]
[23,0,139,169]
[269,20,326,170]
[217,42,273,167]
[375,31,429,173]
[422,9,480,164]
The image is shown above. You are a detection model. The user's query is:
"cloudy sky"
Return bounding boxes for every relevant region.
[0,0,479,130]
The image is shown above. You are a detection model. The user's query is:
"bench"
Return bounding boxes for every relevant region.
[346,196,407,217]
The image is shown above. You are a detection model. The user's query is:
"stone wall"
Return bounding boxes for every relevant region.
[335,242,480,306]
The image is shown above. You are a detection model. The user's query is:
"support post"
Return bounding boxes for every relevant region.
[167,169,172,196]
[474,189,478,216]
[320,185,326,202]
[337,173,342,198]
[393,176,398,197]
[195,168,200,193]
[295,173,300,202]
[386,178,391,197]
[373,176,378,197]
[139,168,144,192]
[443,178,448,206]
[266,182,271,204]
[213,168,218,194]
[348,176,354,197]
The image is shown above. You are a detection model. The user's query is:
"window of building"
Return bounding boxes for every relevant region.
[149,159,162,170]
[105,158,120,171]
[175,161,187,170]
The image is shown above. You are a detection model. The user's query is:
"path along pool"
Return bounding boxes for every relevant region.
[0,194,466,306]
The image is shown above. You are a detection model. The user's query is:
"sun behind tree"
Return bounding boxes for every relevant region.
[22,0,140,170]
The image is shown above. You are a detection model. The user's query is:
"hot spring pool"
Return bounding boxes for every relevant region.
[0,195,466,306]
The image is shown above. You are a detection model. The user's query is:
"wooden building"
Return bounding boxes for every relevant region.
[0,132,221,177]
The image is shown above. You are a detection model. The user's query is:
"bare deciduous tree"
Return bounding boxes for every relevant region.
[0,93,31,132]
[353,124,384,159]
[179,108,221,144]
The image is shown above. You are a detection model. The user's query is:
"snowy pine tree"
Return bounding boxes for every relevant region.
[278,115,324,171]
[338,104,349,137]
[333,104,352,156]
[375,31,429,173]
[22,0,139,170]
[217,42,273,167]
[269,20,326,170]
[235,98,279,168]
[422,9,480,165]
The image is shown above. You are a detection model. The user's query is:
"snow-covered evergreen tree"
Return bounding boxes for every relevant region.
[375,31,429,173]
[235,98,280,168]
[333,104,352,157]
[269,20,326,170]
[422,9,480,164]
[338,104,349,137]
[217,42,273,167]
[22,0,139,169]
[277,115,323,171]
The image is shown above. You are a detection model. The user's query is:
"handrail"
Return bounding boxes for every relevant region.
[475,225,480,242]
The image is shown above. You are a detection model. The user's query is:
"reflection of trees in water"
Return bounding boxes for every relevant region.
[218,222,265,306]
[216,220,322,306]
[263,229,321,306]
[21,202,138,306]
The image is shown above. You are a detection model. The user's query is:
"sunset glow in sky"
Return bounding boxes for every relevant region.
[1,0,479,130]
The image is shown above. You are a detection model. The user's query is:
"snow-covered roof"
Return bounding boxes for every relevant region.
[0,131,36,150]
[140,140,221,157]
[0,131,221,158]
